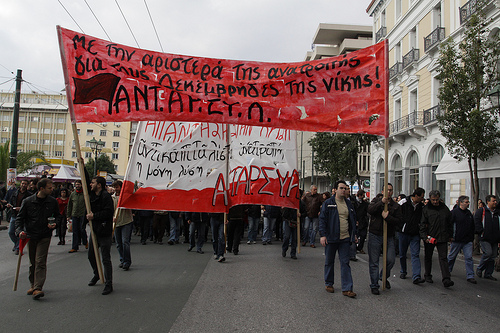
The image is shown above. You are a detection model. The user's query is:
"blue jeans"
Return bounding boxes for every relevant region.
[398,233,422,280]
[448,241,474,279]
[247,216,259,242]
[368,232,395,289]
[71,216,87,250]
[9,216,19,251]
[477,241,498,278]
[189,221,205,251]
[262,217,276,243]
[324,240,353,291]
[282,221,297,257]
[168,215,182,242]
[308,217,319,245]
[210,217,225,257]
[115,222,133,267]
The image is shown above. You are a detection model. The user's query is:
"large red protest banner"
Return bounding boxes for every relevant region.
[58,26,388,137]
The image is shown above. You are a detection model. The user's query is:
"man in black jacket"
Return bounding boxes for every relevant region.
[367,183,402,295]
[15,178,61,299]
[398,187,425,284]
[420,190,454,287]
[474,194,500,281]
[87,176,114,295]
[448,195,476,283]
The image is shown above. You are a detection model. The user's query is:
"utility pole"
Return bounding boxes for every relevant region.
[8,70,22,185]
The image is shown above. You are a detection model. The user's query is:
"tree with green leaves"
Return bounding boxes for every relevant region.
[437,2,500,210]
[0,140,51,182]
[308,133,375,185]
[85,153,116,177]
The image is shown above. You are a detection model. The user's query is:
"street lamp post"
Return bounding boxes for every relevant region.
[87,137,104,177]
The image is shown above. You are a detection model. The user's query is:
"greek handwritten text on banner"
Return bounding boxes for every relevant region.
[58,26,388,137]
[117,122,299,212]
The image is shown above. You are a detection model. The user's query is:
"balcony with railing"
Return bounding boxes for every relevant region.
[376,26,387,42]
[424,27,445,53]
[389,111,424,136]
[423,105,445,125]
[460,0,479,25]
[389,62,403,81]
[403,48,420,69]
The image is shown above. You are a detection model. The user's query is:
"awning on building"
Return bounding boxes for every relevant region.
[435,153,500,180]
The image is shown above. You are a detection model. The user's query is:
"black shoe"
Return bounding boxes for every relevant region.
[443,279,454,288]
[400,273,407,279]
[218,256,225,263]
[467,278,477,284]
[196,249,204,254]
[476,268,483,278]
[226,247,232,253]
[188,246,194,252]
[118,263,123,268]
[102,284,113,295]
[385,280,391,289]
[484,276,498,281]
[141,241,146,245]
[167,240,174,245]
[123,264,130,271]
[233,250,239,255]
[413,278,425,284]
[291,255,297,259]
[371,288,380,295]
[88,276,99,286]
[282,250,286,257]
[425,276,433,283]
[350,257,358,262]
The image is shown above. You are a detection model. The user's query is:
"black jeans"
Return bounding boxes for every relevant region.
[88,235,113,286]
[424,241,451,281]
[227,219,244,253]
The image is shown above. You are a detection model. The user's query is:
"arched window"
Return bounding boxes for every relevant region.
[393,155,403,196]
[431,145,445,197]
[377,159,385,193]
[408,151,419,193]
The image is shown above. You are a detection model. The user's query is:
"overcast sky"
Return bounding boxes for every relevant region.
[0,0,372,95]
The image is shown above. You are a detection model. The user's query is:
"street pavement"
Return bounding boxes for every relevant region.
[1,221,500,333]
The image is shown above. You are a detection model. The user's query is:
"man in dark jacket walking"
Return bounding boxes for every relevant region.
[448,195,476,283]
[87,176,114,295]
[420,190,454,287]
[319,180,357,298]
[474,194,500,281]
[367,183,402,295]
[399,187,425,284]
[15,178,61,299]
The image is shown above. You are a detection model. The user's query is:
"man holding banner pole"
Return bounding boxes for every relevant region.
[15,178,61,299]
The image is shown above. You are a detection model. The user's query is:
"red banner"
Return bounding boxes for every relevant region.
[58,26,388,137]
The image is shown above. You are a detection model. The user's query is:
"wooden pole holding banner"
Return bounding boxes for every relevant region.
[224,124,230,253]
[58,27,104,285]
[296,132,301,254]
[381,39,390,291]
[13,239,28,291]
[72,123,105,284]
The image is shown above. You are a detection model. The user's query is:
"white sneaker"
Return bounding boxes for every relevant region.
[247,241,251,244]
[253,241,256,244]
[213,254,218,260]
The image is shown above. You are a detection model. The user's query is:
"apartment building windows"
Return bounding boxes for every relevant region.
[100,130,107,136]
[113,130,120,137]
[393,155,403,196]
[87,129,94,136]
[112,153,119,160]
[408,151,419,193]
[396,0,402,19]
[431,145,446,199]
[409,89,418,114]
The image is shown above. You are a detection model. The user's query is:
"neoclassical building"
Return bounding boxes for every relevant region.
[367,0,500,205]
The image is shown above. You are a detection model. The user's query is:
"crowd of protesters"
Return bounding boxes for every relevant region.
[3,174,499,301]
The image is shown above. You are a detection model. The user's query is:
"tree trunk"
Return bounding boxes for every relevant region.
[473,157,480,212]
[468,157,478,212]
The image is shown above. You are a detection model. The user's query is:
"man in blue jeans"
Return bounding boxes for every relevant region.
[319,180,357,298]
[474,194,500,281]
[367,183,402,295]
[448,195,476,283]
[399,187,426,284]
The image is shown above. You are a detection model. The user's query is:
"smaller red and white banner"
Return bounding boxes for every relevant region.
[118,121,299,212]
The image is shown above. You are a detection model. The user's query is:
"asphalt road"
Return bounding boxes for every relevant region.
[1,221,499,333]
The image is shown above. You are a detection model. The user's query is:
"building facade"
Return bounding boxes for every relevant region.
[299,24,373,194]
[0,92,132,176]
[367,0,500,206]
